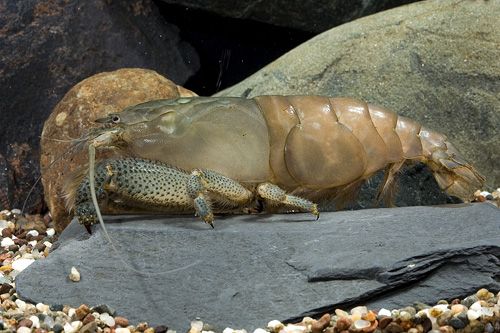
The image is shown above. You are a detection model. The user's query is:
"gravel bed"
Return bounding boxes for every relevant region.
[1,189,499,333]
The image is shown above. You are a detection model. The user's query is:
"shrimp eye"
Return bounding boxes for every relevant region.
[111,115,120,123]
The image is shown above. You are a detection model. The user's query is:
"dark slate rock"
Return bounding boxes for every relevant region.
[0,0,199,211]
[158,0,420,33]
[16,202,500,332]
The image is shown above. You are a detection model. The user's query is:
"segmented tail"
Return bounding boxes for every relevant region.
[420,128,485,202]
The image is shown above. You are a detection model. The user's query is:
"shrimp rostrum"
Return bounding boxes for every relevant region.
[64,95,485,230]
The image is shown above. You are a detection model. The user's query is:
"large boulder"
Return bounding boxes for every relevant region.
[216,0,500,192]
[40,69,197,233]
[0,0,199,212]
[16,202,500,331]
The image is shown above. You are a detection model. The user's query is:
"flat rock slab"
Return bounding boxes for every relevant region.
[16,203,500,332]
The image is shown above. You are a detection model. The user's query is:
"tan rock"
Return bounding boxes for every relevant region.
[40,68,197,233]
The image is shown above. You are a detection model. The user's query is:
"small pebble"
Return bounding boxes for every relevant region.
[385,322,404,333]
[378,308,392,317]
[29,316,40,329]
[69,267,80,282]
[2,229,12,238]
[436,310,454,326]
[429,307,444,317]
[451,304,466,314]
[335,309,349,318]
[80,322,97,333]
[253,329,267,333]
[75,304,90,320]
[53,324,64,333]
[268,320,283,332]
[100,313,115,327]
[115,317,130,327]
[439,325,454,333]
[354,319,371,329]
[336,317,351,331]
[91,304,115,315]
[399,311,412,322]
[378,316,393,329]
[82,313,95,325]
[463,295,480,307]
[153,326,168,333]
[449,317,466,329]
[311,313,330,333]
[351,306,368,315]
[17,327,31,333]
[116,328,131,333]
[136,323,148,331]
[468,309,480,321]
[283,325,306,333]
[1,238,14,247]
[12,259,35,272]
[471,323,485,333]
[18,319,33,328]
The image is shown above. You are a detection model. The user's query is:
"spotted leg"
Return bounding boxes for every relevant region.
[257,183,319,218]
[187,169,254,227]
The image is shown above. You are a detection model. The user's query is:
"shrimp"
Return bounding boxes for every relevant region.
[63,95,485,230]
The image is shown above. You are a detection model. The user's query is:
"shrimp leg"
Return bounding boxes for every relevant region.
[74,158,319,230]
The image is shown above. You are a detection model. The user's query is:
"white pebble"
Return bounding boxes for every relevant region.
[25,303,37,313]
[190,320,203,331]
[17,327,31,333]
[29,315,40,328]
[470,301,482,312]
[7,221,15,230]
[43,241,52,248]
[467,309,480,321]
[12,258,35,272]
[36,303,50,312]
[69,266,80,282]
[0,220,9,228]
[283,325,306,333]
[223,328,235,333]
[71,321,83,331]
[354,319,371,329]
[482,307,494,317]
[115,328,131,333]
[351,306,368,315]
[267,320,284,332]
[418,309,429,317]
[100,313,115,327]
[63,322,74,333]
[15,299,27,311]
[433,304,448,312]
[28,240,37,247]
[27,230,39,237]
[1,237,14,247]
[378,308,392,317]
[46,228,55,236]
[68,308,76,318]
[44,315,55,326]
[253,329,267,333]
